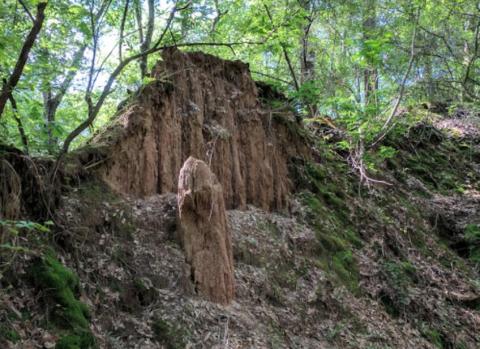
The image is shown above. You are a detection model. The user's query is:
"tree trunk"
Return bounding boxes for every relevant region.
[362,0,377,107]
[140,0,155,78]
[298,0,317,116]
[462,18,480,102]
[424,54,435,102]
[0,2,47,118]
[43,86,59,154]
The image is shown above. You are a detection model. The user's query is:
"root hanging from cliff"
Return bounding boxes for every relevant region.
[0,145,61,222]
[0,158,21,220]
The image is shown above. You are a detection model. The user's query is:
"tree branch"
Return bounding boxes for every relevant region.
[9,93,29,154]
[211,0,228,34]
[17,0,34,22]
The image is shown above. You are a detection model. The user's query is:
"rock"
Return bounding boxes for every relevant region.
[93,48,310,211]
[177,157,235,305]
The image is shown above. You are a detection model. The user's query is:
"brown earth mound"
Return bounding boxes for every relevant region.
[91,48,310,210]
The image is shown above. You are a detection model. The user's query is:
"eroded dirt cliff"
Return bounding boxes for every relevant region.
[91,48,309,211]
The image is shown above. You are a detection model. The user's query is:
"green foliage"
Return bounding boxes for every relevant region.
[29,252,94,349]
[332,250,359,292]
[56,335,82,349]
[0,219,53,262]
[399,129,480,195]
[378,146,397,160]
[0,219,52,235]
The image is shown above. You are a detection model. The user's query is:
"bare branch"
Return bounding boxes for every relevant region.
[17,0,34,22]
[251,70,294,86]
[211,0,228,34]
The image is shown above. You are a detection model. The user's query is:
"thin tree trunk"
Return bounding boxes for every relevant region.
[282,46,300,92]
[424,54,434,102]
[134,0,144,45]
[462,18,480,101]
[299,1,316,115]
[140,0,155,78]
[42,86,57,153]
[119,0,130,62]
[1,77,29,152]
[211,0,227,34]
[299,1,315,86]
[0,2,47,118]
[362,0,377,107]
[263,4,300,92]
[370,11,419,147]
[40,0,109,153]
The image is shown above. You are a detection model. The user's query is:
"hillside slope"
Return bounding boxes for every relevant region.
[1,51,480,349]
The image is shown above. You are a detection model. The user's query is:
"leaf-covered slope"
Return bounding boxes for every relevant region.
[3,112,480,348]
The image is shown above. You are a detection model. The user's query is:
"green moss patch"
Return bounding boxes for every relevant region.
[464,224,480,260]
[331,250,359,292]
[299,191,361,293]
[0,324,20,343]
[29,252,94,349]
[294,146,362,293]
[151,318,189,349]
[397,129,480,194]
[380,260,418,317]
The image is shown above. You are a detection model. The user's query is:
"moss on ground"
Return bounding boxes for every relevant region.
[464,224,480,264]
[29,251,94,349]
[420,325,444,349]
[380,260,418,317]
[0,324,20,343]
[151,318,189,349]
[271,113,310,141]
[289,146,365,293]
[401,136,480,194]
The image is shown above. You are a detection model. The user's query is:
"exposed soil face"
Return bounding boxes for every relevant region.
[92,48,310,211]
